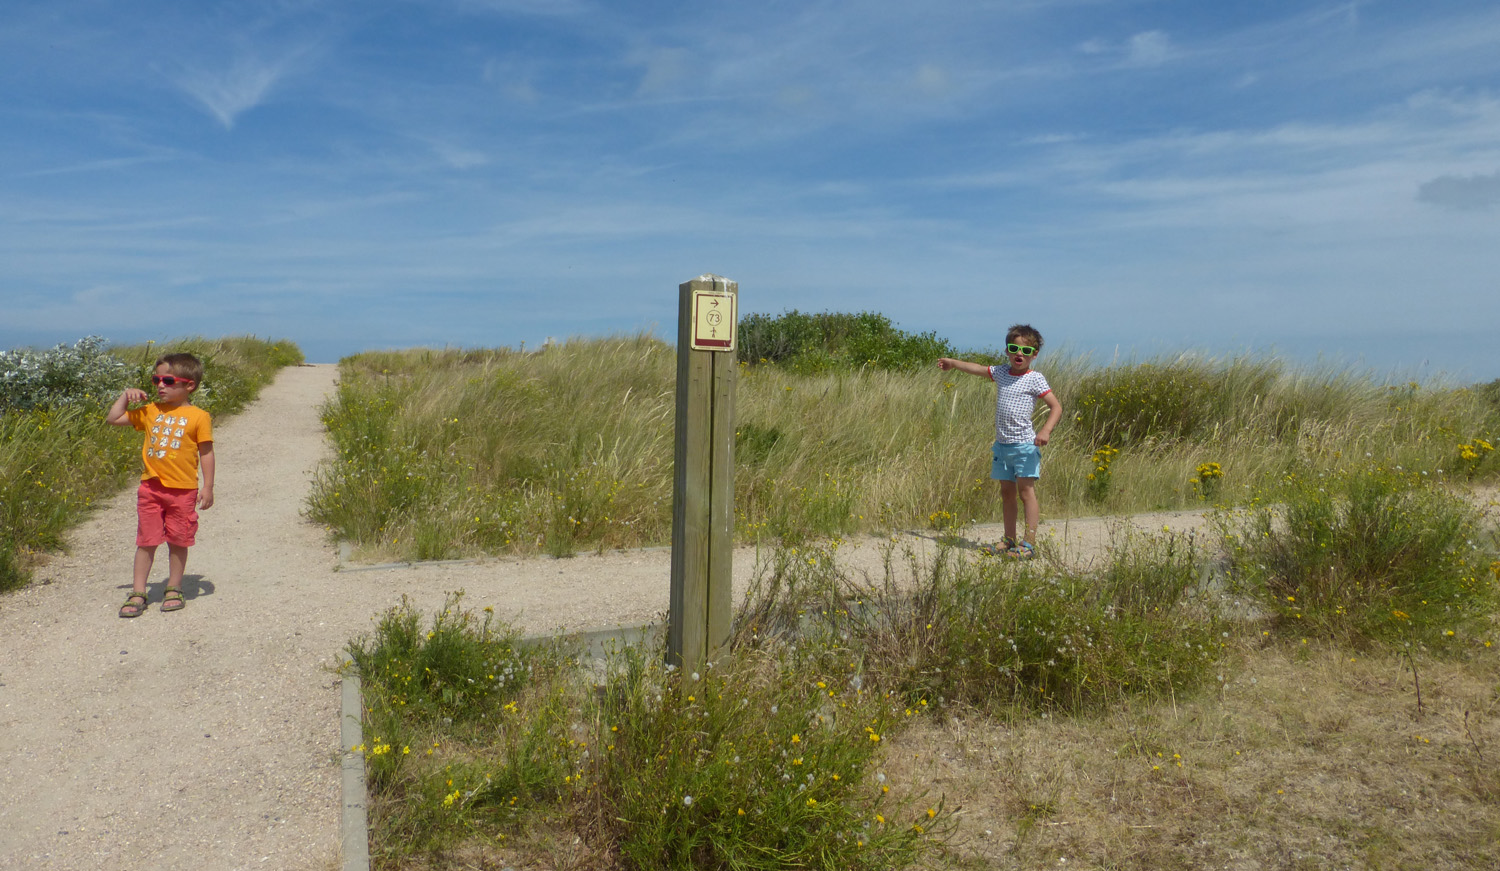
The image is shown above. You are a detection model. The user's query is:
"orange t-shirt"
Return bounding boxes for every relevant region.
[127,403,213,490]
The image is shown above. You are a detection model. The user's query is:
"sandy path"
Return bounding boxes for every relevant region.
[0,364,1210,870]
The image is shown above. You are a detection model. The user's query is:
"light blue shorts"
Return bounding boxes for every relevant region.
[991,441,1041,481]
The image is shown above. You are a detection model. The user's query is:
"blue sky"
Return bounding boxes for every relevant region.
[3,1,1499,380]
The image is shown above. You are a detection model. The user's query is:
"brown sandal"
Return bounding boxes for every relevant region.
[119,593,148,618]
[160,588,185,612]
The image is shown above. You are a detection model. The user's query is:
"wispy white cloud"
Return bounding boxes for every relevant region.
[1086,30,1176,68]
[1076,30,1174,69]
[1125,30,1172,67]
[170,50,304,128]
[424,139,490,170]
[630,46,693,96]
[481,58,541,102]
[18,153,176,178]
[909,64,953,99]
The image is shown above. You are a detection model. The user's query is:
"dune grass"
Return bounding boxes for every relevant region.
[0,336,303,591]
[310,335,1500,562]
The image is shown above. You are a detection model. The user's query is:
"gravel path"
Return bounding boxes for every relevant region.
[0,364,1212,870]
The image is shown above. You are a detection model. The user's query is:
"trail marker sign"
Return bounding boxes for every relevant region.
[689,288,737,352]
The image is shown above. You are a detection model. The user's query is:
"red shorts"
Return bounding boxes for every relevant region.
[136,479,199,547]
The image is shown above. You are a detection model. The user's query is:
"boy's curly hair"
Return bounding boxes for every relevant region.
[156,352,205,386]
[1006,323,1044,352]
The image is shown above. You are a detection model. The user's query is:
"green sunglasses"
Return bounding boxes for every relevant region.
[1006,343,1038,356]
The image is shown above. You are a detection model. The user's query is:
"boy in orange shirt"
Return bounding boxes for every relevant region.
[106,352,215,616]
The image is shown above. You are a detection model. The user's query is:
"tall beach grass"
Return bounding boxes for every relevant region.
[310,336,1499,562]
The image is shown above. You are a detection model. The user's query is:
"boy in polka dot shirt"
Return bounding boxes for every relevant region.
[938,324,1061,557]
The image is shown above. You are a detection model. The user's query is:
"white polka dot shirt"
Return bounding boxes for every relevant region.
[987,366,1052,444]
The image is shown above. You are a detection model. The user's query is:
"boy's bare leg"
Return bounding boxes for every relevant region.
[1016,478,1040,544]
[132,545,156,594]
[166,544,189,590]
[999,480,1019,542]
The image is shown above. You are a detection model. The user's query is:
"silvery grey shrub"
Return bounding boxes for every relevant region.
[0,336,134,412]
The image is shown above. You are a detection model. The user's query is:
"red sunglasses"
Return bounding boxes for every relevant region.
[151,375,194,387]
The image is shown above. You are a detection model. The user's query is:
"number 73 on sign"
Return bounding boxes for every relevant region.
[690,290,737,352]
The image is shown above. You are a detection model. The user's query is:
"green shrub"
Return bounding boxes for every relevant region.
[1216,465,1497,649]
[346,592,574,808]
[738,310,952,373]
[1070,361,1216,448]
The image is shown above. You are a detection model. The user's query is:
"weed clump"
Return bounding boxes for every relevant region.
[1217,465,1497,649]
[349,593,545,727]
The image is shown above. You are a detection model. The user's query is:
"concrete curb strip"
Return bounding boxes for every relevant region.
[341,676,370,871]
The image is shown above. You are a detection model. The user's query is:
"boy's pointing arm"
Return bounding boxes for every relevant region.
[936,357,992,378]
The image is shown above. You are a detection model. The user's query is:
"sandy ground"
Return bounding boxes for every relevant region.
[0,364,1213,871]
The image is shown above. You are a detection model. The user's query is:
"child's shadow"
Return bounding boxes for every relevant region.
[116,575,216,601]
[904,531,989,551]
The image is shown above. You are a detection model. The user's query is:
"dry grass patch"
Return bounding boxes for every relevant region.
[884,641,1500,870]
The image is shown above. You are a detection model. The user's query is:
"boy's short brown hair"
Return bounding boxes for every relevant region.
[1006,323,1044,352]
[156,352,204,388]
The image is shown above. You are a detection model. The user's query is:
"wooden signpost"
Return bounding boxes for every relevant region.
[668,274,738,672]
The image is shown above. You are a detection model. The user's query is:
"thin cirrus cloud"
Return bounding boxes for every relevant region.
[1076,30,1174,68]
[168,48,309,129]
[1124,31,1173,67]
